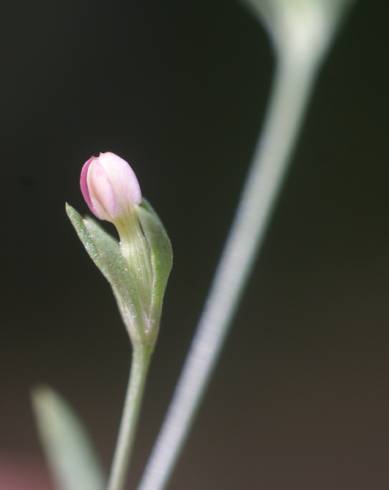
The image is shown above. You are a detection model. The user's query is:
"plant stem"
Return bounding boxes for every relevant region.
[137,52,320,490]
[107,345,151,490]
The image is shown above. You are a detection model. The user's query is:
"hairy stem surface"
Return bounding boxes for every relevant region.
[107,346,151,490]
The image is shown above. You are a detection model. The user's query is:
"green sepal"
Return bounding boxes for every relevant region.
[65,203,146,344]
[136,199,173,343]
[32,386,104,490]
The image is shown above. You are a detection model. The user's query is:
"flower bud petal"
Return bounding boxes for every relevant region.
[80,152,142,223]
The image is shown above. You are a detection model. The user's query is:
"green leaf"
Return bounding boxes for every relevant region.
[66,202,173,348]
[65,203,146,343]
[137,200,173,338]
[32,386,104,490]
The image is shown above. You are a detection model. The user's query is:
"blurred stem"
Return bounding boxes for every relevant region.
[137,50,321,490]
[107,345,151,490]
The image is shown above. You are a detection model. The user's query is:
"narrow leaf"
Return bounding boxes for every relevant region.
[66,203,145,339]
[32,386,104,490]
[137,200,173,322]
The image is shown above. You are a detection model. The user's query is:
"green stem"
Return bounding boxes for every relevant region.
[136,53,319,490]
[107,346,151,490]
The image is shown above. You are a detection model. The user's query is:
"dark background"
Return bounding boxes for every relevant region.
[1,1,389,489]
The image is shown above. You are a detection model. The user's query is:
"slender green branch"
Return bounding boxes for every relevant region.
[136,50,321,490]
[107,346,151,490]
[136,2,354,488]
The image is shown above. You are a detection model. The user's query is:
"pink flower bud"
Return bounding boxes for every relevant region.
[80,152,142,223]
